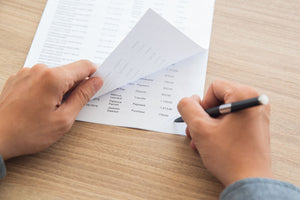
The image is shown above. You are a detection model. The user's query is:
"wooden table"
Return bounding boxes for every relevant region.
[0,0,299,199]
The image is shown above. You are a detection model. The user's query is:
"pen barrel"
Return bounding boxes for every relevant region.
[205,107,221,118]
[231,97,260,112]
[175,96,265,122]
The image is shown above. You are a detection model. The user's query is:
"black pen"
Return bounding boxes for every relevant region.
[174,95,269,123]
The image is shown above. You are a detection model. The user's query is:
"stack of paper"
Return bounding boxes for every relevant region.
[24,0,215,135]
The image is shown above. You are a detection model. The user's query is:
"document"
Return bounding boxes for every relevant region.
[24,0,215,135]
[92,9,205,97]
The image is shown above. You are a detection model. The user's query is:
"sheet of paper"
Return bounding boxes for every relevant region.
[92,9,205,97]
[23,0,215,135]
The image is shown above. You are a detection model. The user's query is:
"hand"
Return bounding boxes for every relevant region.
[0,60,103,160]
[177,79,272,186]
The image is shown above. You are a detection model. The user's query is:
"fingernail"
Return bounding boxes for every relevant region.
[92,77,103,92]
[92,62,100,69]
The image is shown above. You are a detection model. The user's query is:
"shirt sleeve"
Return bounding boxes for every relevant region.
[0,154,6,180]
[220,178,300,200]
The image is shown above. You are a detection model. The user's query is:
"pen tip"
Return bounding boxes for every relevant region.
[258,94,269,105]
[174,117,184,123]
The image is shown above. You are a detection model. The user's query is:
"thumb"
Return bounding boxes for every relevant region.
[61,77,103,116]
[177,95,210,126]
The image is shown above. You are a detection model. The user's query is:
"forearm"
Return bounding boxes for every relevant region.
[220,178,300,200]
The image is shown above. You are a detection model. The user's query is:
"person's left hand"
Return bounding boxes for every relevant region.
[0,60,103,160]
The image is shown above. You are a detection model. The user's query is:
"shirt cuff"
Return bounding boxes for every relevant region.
[220,178,300,200]
[0,154,6,179]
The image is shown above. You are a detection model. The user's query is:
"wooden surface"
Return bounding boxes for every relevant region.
[0,0,299,199]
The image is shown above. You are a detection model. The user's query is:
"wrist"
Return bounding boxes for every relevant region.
[0,123,15,160]
[0,136,10,160]
[222,167,273,187]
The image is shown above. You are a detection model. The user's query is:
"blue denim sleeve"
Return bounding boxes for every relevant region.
[220,178,300,200]
[0,154,6,180]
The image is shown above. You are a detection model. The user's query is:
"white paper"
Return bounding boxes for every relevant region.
[23,0,215,135]
[92,9,205,97]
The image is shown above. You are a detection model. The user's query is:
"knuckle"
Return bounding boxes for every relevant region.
[32,63,48,71]
[40,68,57,84]
[43,68,56,78]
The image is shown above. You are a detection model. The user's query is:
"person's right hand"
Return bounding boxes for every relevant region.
[177,79,272,187]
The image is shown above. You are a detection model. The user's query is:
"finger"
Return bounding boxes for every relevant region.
[55,60,98,92]
[190,140,197,152]
[190,95,201,104]
[186,127,191,139]
[201,82,223,109]
[62,79,83,102]
[60,77,103,117]
[202,79,259,107]
[177,95,209,126]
